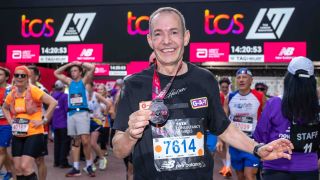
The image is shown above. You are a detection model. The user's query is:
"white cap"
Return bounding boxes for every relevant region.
[288,56,314,77]
[55,80,64,89]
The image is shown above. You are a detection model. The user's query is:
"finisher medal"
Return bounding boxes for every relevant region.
[149,99,169,125]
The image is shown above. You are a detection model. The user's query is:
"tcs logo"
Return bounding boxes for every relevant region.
[127,11,149,35]
[21,14,54,38]
[204,9,244,35]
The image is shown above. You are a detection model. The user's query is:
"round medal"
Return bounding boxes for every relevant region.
[149,99,169,125]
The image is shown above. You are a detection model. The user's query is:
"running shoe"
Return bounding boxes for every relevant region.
[219,166,227,175]
[222,167,232,177]
[65,167,81,177]
[3,172,13,180]
[99,157,107,170]
[83,165,96,177]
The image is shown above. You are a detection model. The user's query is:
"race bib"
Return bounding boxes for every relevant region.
[152,118,206,172]
[70,94,83,106]
[290,122,320,153]
[232,115,254,135]
[12,118,29,136]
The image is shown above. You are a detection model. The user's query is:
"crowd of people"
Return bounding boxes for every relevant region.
[0,6,319,180]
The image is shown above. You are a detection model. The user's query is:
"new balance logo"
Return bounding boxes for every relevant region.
[55,13,96,42]
[279,47,295,56]
[246,8,294,39]
[80,49,93,57]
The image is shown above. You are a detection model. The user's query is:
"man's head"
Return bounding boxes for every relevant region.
[255,82,268,95]
[54,80,65,91]
[147,7,190,66]
[69,65,83,80]
[219,77,230,95]
[0,67,10,85]
[235,68,253,92]
[28,65,40,84]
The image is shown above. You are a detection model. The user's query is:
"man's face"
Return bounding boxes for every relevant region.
[147,12,190,66]
[29,69,38,84]
[236,74,252,91]
[0,70,8,85]
[70,66,81,80]
[220,82,229,95]
[255,85,266,95]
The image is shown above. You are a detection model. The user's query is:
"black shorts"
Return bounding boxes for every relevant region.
[12,134,46,158]
[263,169,319,180]
[42,134,48,156]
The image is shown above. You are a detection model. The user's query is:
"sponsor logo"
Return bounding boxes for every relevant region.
[246,8,295,39]
[56,13,96,42]
[7,45,40,63]
[204,9,244,35]
[68,44,103,62]
[190,97,208,109]
[190,42,230,63]
[21,15,54,38]
[127,11,149,35]
[264,42,306,63]
[160,160,175,169]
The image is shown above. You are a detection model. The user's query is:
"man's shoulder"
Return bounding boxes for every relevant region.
[124,66,153,85]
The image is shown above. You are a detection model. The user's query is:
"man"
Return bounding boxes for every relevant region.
[28,65,49,180]
[51,80,71,168]
[0,67,14,180]
[54,61,96,177]
[112,7,293,180]
[255,82,272,99]
[224,68,265,180]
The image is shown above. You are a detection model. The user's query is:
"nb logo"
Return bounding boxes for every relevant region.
[55,13,96,42]
[246,8,294,39]
[80,48,94,57]
[278,47,295,56]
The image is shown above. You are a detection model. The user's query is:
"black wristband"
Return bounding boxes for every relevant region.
[253,143,265,159]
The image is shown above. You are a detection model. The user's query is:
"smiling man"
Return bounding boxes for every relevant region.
[112,7,293,180]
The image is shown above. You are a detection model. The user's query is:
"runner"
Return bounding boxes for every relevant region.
[224,68,265,180]
[2,65,57,180]
[86,82,114,171]
[54,61,96,177]
[112,7,293,180]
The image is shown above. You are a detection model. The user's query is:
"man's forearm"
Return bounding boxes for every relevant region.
[112,130,138,159]
[219,123,259,154]
[54,63,72,76]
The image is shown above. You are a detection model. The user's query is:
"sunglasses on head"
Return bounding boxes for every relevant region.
[14,73,27,78]
[256,87,265,91]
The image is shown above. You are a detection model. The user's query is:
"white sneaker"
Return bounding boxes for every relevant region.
[99,157,107,170]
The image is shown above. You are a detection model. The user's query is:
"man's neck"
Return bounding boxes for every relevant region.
[157,61,187,76]
[239,89,251,96]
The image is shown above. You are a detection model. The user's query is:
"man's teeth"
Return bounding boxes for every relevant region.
[162,49,174,52]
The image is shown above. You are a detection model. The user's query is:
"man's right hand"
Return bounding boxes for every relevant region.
[127,109,152,140]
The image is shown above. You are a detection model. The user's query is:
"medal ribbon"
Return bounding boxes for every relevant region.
[152,61,183,100]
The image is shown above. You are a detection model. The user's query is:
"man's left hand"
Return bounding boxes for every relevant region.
[258,138,294,161]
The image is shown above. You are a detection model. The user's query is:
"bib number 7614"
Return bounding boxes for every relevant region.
[153,135,204,160]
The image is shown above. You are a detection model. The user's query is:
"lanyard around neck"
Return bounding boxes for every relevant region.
[152,61,183,100]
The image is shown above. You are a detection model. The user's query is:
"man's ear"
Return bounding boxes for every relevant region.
[184,30,190,47]
[147,34,154,50]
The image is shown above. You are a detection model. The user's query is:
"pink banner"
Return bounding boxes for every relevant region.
[94,64,110,76]
[264,42,306,63]
[127,61,149,75]
[68,44,103,62]
[190,42,230,63]
[7,45,40,63]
